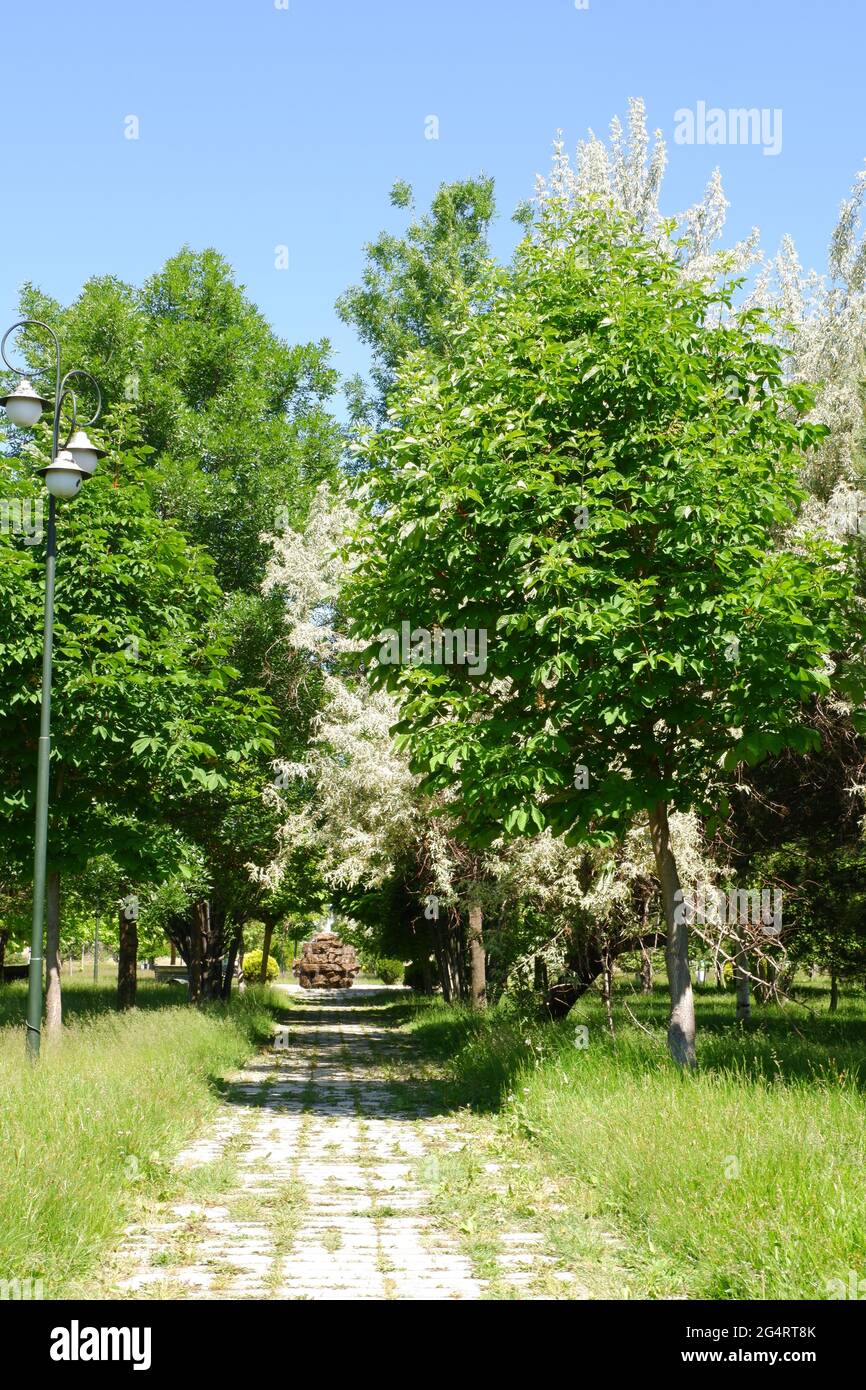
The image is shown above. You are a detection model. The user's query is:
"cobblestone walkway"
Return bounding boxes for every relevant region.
[110,988,517,1300]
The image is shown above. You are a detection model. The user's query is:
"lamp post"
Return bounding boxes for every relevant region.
[0,320,104,1060]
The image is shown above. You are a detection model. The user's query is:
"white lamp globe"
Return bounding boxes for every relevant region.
[1,379,49,427]
[65,428,104,476]
[38,451,86,499]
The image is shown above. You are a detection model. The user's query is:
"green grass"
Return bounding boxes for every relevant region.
[0,979,286,1298]
[399,977,866,1300]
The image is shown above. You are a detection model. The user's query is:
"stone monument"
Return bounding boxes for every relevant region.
[293,931,360,990]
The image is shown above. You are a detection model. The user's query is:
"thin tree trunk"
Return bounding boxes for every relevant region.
[534,955,549,998]
[447,915,463,1001]
[45,870,62,1042]
[734,935,751,1022]
[189,902,204,1004]
[648,801,696,1068]
[467,902,486,1010]
[259,919,275,985]
[222,925,242,1000]
[170,942,177,966]
[639,941,653,993]
[601,948,614,1037]
[0,928,7,978]
[829,967,839,1013]
[117,886,138,1010]
[433,932,452,1002]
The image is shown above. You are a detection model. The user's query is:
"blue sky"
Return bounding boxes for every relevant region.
[2,0,864,394]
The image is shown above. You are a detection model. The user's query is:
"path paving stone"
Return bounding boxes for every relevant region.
[109,986,565,1301]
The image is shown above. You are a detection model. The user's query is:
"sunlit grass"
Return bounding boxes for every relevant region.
[399,976,866,1299]
[0,980,284,1298]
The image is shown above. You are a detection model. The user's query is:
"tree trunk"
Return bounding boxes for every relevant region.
[467,903,486,1010]
[190,899,226,1002]
[45,870,62,1042]
[189,903,204,1004]
[734,936,751,1022]
[829,967,839,1013]
[601,948,614,1037]
[259,919,275,985]
[534,955,549,997]
[648,801,696,1068]
[222,926,242,1000]
[433,931,452,1002]
[170,942,177,966]
[0,929,7,977]
[117,884,138,1010]
[446,914,463,1001]
[640,942,653,993]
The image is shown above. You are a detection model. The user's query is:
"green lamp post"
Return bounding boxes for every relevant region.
[0,320,104,1059]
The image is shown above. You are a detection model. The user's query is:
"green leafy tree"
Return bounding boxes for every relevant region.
[753,840,866,1008]
[337,176,497,421]
[0,415,276,1026]
[347,201,860,1065]
[12,250,341,999]
[19,249,341,591]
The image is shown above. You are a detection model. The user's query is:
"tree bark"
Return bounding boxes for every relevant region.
[45,870,62,1042]
[467,903,486,1010]
[205,902,227,998]
[188,902,204,1003]
[601,948,614,1037]
[640,941,653,993]
[648,801,696,1068]
[829,967,839,1013]
[222,925,242,1000]
[734,936,751,1022]
[534,955,549,997]
[259,918,275,985]
[0,928,7,978]
[117,887,138,1010]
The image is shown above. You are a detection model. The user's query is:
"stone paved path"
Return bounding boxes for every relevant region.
[110,987,560,1301]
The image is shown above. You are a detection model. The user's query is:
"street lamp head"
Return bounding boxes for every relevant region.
[0,378,51,427]
[65,428,106,476]
[37,450,87,499]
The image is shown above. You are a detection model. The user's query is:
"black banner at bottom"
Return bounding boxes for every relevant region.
[0,1298,859,1375]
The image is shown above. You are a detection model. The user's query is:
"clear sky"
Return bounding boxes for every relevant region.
[2,0,864,393]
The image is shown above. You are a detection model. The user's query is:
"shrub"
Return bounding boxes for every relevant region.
[376,958,405,985]
[242,949,279,983]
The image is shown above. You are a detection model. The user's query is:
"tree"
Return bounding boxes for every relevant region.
[0,413,276,1030]
[12,250,341,999]
[347,199,859,1065]
[752,840,866,1007]
[18,249,341,592]
[337,176,497,421]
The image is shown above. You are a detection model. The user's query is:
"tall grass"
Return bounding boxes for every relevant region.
[0,980,281,1297]
[405,979,866,1299]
